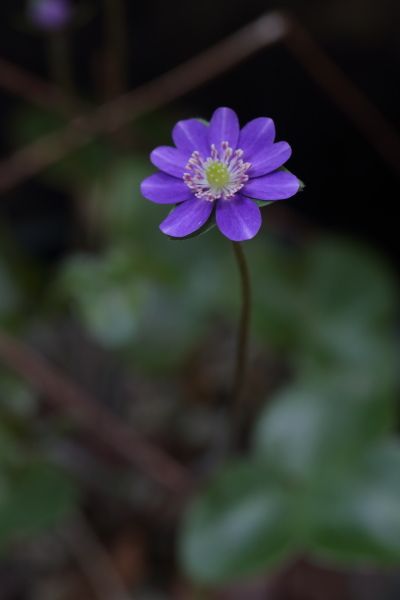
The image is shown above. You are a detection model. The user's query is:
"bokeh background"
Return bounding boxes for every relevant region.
[0,0,399,598]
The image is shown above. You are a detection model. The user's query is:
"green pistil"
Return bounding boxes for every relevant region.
[206,162,229,189]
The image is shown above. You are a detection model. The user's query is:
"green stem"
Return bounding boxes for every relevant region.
[231,242,251,431]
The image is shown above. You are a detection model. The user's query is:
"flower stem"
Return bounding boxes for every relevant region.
[231,242,251,434]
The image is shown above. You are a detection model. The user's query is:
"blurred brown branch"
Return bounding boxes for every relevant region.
[103,0,128,99]
[0,329,190,493]
[284,17,400,174]
[61,513,133,600]
[0,57,82,117]
[0,11,288,193]
[0,10,398,193]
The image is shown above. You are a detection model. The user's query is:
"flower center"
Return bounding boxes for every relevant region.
[205,162,230,188]
[183,141,251,201]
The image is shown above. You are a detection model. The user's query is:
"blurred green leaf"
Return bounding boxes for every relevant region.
[252,380,393,484]
[296,238,399,409]
[0,424,25,468]
[303,239,396,329]
[58,244,221,369]
[128,253,224,371]
[297,332,399,413]
[59,249,148,348]
[246,241,305,349]
[0,372,37,418]
[180,460,297,584]
[248,237,398,365]
[309,440,400,565]
[0,462,78,547]
[300,239,397,368]
[130,285,202,371]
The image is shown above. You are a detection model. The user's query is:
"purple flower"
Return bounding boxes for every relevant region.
[140,107,301,242]
[28,0,72,31]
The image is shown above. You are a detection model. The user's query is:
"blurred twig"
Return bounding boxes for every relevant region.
[61,512,132,600]
[103,0,127,98]
[0,11,288,193]
[0,56,82,117]
[284,17,400,174]
[0,9,398,192]
[0,329,190,493]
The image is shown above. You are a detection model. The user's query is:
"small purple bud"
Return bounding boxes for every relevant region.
[28,0,72,31]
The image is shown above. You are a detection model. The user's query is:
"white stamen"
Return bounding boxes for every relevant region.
[183,141,251,201]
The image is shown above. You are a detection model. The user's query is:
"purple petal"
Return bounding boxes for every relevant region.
[242,170,300,201]
[172,119,209,156]
[248,142,292,177]
[216,195,261,242]
[239,117,276,159]
[140,173,191,204]
[208,107,239,150]
[150,146,188,178]
[159,197,213,237]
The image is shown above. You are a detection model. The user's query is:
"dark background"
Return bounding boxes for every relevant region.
[1,2,400,598]
[0,0,399,265]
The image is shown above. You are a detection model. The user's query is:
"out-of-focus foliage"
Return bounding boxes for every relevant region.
[0,259,20,324]
[56,156,228,371]
[11,106,114,186]
[0,458,78,548]
[0,255,24,327]
[182,380,400,585]
[181,437,400,584]
[1,109,399,587]
[0,0,398,594]
[180,460,297,583]
[180,238,400,584]
[0,373,78,548]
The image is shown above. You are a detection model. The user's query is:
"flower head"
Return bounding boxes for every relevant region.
[140,108,301,241]
[28,0,72,31]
